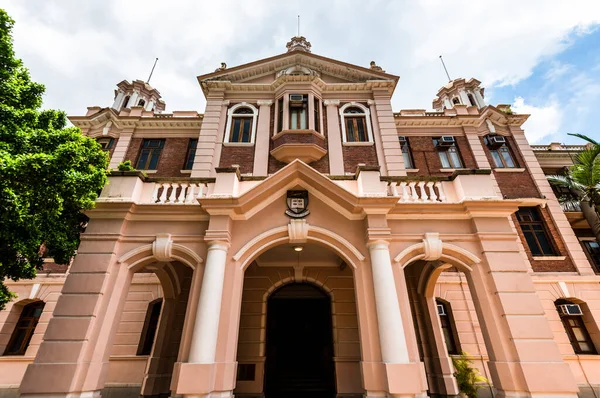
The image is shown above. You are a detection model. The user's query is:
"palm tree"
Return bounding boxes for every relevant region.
[548,134,600,242]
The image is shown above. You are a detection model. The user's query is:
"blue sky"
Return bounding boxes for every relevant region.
[1,0,599,145]
[490,28,600,144]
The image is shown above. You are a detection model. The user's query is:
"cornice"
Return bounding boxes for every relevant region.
[69,108,203,131]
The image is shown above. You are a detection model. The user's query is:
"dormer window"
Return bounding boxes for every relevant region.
[339,103,374,143]
[224,103,258,144]
[289,94,308,130]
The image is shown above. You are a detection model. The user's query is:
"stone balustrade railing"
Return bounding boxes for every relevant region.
[388,181,447,203]
[150,182,208,204]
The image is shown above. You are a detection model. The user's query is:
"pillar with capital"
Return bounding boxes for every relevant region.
[365,215,428,397]
[175,215,233,397]
[253,100,273,176]
[324,99,344,175]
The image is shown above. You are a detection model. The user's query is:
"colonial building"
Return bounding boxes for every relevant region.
[1,36,599,398]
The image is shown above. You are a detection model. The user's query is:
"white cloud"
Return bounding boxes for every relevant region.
[511,97,563,143]
[1,0,600,120]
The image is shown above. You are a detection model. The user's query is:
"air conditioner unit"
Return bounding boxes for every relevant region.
[437,304,446,316]
[289,94,305,107]
[487,135,506,147]
[437,136,456,147]
[398,136,407,144]
[558,304,583,316]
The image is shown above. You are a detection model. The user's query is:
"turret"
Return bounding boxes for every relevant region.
[432,78,485,111]
[111,79,166,113]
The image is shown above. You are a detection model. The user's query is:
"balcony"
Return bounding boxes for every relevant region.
[270,129,327,164]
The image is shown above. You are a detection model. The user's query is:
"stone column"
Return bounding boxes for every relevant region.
[458,89,471,106]
[210,100,230,177]
[325,100,344,175]
[192,90,226,178]
[188,241,229,363]
[474,89,485,107]
[367,238,428,397]
[308,93,315,131]
[372,89,407,176]
[282,93,290,131]
[112,91,124,110]
[368,240,410,364]
[128,91,139,108]
[253,100,273,176]
[367,99,388,175]
[108,131,133,169]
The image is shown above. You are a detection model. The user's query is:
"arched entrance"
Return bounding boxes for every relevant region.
[264,283,336,398]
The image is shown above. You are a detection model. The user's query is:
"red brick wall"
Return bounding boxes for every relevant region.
[481,136,541,199]
[407,136,477,177]
[219,145,256,174]
[123,137,191,177]
[512,206,576,272]
[343,146,379,173]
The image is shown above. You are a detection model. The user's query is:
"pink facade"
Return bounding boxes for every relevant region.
[1,37,600,398]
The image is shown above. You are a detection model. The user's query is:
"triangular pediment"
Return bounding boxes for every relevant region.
[199,160,397,221]
[197,51,398,88]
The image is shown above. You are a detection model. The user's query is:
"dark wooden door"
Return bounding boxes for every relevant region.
[264,284,336,398]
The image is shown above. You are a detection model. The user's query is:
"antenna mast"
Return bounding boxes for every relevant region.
[146,57,159,84]
[297,15,300,37]
[439,55,451,82]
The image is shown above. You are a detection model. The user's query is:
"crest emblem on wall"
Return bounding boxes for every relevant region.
[285,190,309,218]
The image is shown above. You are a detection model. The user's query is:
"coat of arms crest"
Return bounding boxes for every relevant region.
[285,190,309,218]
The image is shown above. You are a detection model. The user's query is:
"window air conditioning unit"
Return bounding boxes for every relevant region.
[487,135,506,147]
[437,136,456,147]
[289,94,305,107]
[437,304,446,316]
[558,304,583,316]
[398,136,407,144]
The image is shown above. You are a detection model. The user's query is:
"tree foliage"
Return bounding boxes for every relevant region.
[548,134,600,242]
[452,351,489,398]
[0,9,108,309]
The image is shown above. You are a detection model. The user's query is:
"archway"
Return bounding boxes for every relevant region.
[264,283,335,398]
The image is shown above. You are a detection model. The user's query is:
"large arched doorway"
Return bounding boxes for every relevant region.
[264,283,336,398]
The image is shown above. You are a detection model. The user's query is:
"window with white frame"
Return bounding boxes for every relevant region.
[339,102,374,143]
[224,103,258,144]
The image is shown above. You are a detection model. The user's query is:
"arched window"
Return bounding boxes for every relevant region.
[224,103,258,144]
[467,93,477,107]
[436,299,460,355]
[122,96,130,109]
[555,299,597,354]
[138,99,146,107]
[137,299,163,355]
[339,103,374,143]
[3,301,45,356]
[451,97,461,105]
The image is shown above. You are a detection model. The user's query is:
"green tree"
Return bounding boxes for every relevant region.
[548,134,600,243]
[0,9,108,309]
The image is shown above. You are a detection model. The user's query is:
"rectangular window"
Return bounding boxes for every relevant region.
[183,139,198,170]
[230,118,252,143]
[484,136,517,168]
[4,302,45,356]
[561,315,597,354]
[136,139,165,170]
[97,137,114,150]
[137,299,163,356]
[314,98,320,133]
[582,241,600,273]
[289,95,308,130]
[277,98,283,133]
[399,137,413,169]
[345,117,368,142]
[516,207,558,256]
[433,138,463,169]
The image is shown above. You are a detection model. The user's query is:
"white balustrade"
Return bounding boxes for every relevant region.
[150,182,208,204]
[389,180,447,203]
